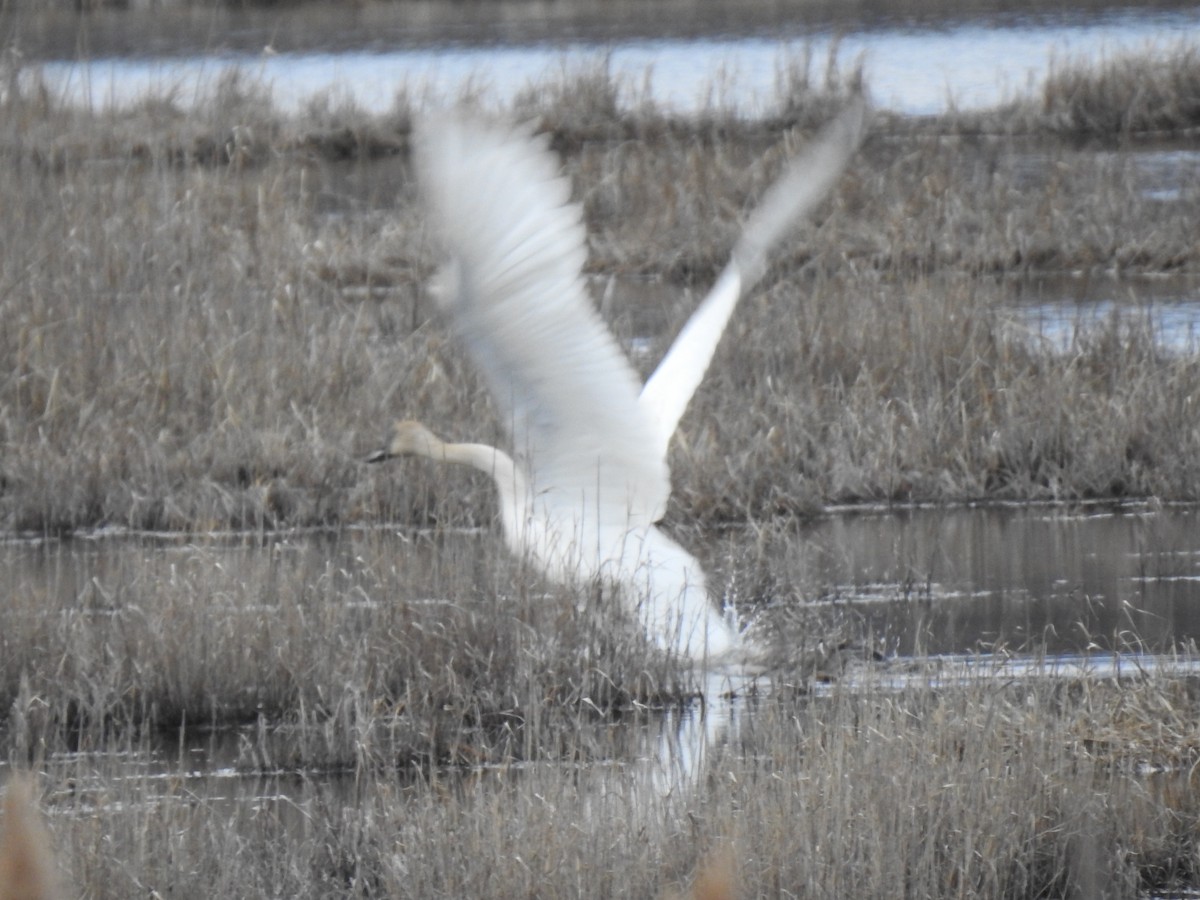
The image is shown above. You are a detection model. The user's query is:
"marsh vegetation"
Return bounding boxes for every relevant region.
[3,45,1200,535]
[2,31,1200,899]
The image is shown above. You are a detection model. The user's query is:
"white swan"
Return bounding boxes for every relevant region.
[369,102,867,666]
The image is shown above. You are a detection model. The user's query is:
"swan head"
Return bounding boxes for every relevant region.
[366,419,445,463]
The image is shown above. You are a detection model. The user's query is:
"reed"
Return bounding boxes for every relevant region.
[2,526,1199,896]
[1036,41,1200,138]
[0,532,692,771]
[1,42,1199,899]
[7,664,1200,898]
[1,47,1198,535]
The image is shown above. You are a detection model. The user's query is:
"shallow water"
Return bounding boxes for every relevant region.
[1004,273,1200,354]
[793,504,1200,656]
[20,4,1200,115]
[9,504,1199,659]
[601,271,1200,358]
[5,504,1200,850]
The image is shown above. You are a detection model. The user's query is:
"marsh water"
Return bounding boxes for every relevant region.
[13,1,1200,341]
[11,504,1200,654]
[16,2,1200,115]
[6,504,1200,797]
[5,2,1200,878]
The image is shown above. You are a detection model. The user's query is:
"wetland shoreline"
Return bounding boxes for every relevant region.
[2,40,1200,899]
[2,46,1199,536]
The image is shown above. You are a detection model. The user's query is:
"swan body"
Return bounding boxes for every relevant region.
[370,103,868,665]
[372,419,722,657]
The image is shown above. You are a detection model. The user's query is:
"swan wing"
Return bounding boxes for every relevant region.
[415,113,671,527]
[639,98,870,461]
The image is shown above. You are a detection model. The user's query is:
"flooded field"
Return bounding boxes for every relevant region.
[3,2,1200,895]
[1006,275,1200,354]
[9,502,1199,653]
[6,502,1200,743]
[797,503,1200,655]
[5,505,1200,896]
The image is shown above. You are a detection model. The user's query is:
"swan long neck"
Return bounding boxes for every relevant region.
[428,438,530,541]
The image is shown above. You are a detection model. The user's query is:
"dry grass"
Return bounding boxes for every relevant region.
[1,44,1200,899]
[901,41,1200,141]
[1,50,1198,534]
[2,528,1200,897]
[0,532,694,768]
[1036,42,1200,138]
[0,777,62,900]
[0,518,1194,897]
[6,662,1200,898]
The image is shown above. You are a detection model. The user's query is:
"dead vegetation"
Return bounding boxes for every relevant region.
[5,636,1200,898]
[1035,41,1200,139]
[0,48,1198,535]
[0,777,62,900]
[0,42,1199,899]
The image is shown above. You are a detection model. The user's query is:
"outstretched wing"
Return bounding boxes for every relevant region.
[639,98,870,462]
[414,113,671,527]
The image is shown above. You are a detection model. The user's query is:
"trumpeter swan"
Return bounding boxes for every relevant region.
[370,102,868,665]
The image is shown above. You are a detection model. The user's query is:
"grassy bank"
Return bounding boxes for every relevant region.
[3,526,1200,897]
[0,532,693,755]
[9,657,1200,898]
[2,47,1200,898]
[2,47,1199,535]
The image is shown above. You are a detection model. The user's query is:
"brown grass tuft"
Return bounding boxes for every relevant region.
[685,845,736,900]
[0,777,61,900]
[1038,42,1200,138]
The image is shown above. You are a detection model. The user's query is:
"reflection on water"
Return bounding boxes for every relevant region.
[10,506,1198,660]
[794,504,1200,656]
[4,504,1199,844]
[9,506,1200,694]
[1011,295,1200,354]
[22,7,1200,116]
[16,664,757,848]
[1004,274,1200,354]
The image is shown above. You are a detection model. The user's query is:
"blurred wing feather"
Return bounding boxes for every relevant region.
[639,98,870,461]
[415,114,671,526]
